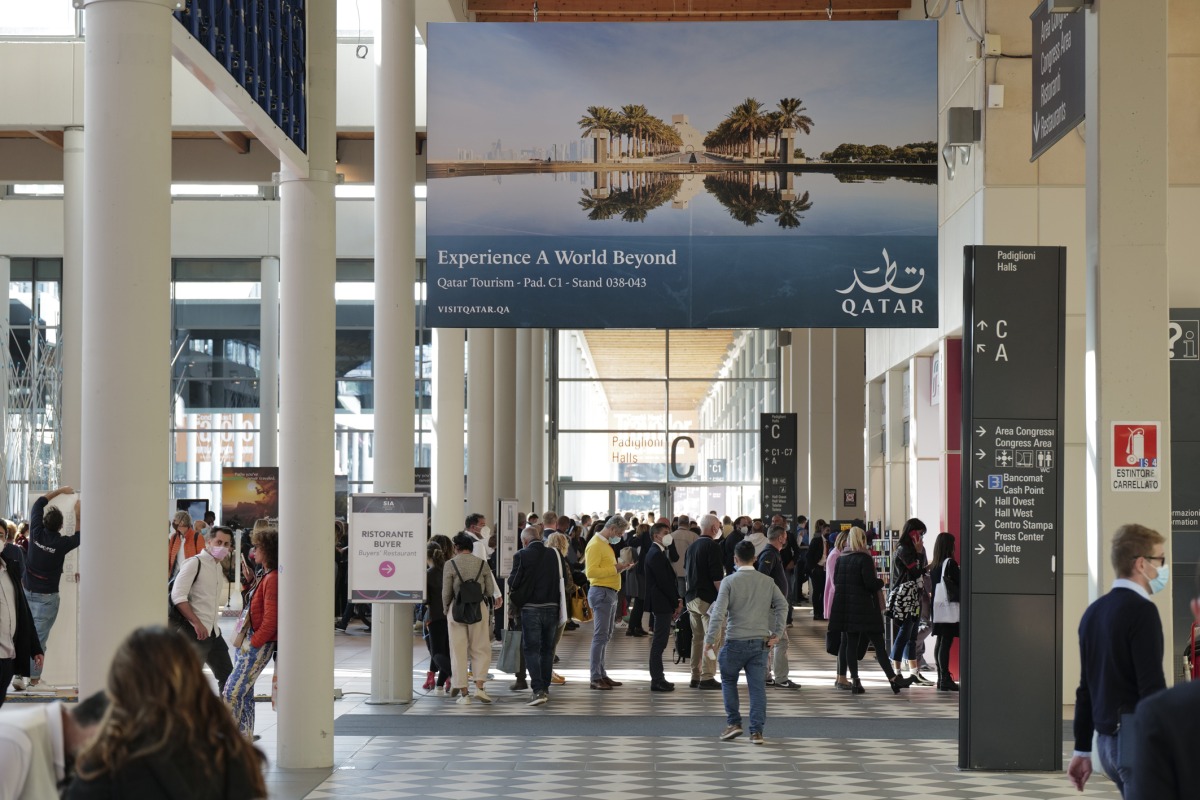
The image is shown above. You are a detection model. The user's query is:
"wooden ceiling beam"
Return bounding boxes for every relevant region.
[213,130,251,154]
[469,0,910,11]
[27,130,64,150]
[472,11,901,21]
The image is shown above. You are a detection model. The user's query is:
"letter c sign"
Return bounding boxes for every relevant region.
[671,436,695,479]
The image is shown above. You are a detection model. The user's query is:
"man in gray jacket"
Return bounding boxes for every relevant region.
[705,539,788,745]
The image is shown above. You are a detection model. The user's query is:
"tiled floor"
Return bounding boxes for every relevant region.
[257,611,1119,800]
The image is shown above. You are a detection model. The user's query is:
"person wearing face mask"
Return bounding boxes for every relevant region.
[644,522,681,692]
[584,515,634,689]
[722,516,749,575]
[1067,523,1168,798]
[170,525,236,692]
[461,512,504,639]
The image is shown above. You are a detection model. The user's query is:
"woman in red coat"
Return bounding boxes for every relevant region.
[223,525,278,737]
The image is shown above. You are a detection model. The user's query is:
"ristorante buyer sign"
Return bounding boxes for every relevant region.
[348,494,427,601]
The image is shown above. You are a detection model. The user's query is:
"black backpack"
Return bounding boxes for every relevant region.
[451,560,486,624]
[673,612,692,664]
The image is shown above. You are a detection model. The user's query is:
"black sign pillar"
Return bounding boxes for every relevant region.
[1030,1,1086,161]
[760,413,797,518]
[961,246,1066,770]
[1169,309,1200,676]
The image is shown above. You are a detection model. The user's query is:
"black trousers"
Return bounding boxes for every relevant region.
[843,631,896,683]
[182,628,234,692]
[0,657,13,708]
[427,618,451,686]
[648,610,673,682]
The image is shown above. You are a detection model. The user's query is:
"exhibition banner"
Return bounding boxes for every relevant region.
[426,22,938,329]
[221,467,279,531]
[348,494,427,602]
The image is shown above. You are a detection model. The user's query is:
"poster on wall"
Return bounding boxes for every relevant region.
[221,467,279,531]
[348,494,427,602]
[496,498,520,578]
[426,22,938,329]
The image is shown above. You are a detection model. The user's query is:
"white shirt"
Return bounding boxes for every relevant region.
[466,531,502,599]
[170,549,224,633]
[0,557,16,661]
[0,702,65,800]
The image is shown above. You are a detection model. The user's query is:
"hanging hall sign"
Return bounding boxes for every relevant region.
[425,21,938,329]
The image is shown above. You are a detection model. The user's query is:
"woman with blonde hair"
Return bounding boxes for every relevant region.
[167,510,204,579]
[823,530,852,690]
[546,532,576,685]
[827,527,914,695]
[68,626,266,798]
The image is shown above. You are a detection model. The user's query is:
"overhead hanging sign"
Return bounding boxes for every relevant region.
[1030,1,1086,161]
[426,21,938,329]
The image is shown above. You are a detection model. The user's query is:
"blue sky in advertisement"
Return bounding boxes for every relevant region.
[427,21,937,161]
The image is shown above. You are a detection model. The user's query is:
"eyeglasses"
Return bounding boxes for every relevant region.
[1144,555,1166,566]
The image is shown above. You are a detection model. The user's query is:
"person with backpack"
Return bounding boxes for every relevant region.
[170,525,236,693]
[442,532,500,705]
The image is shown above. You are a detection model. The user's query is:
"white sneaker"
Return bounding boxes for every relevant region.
[456,694,472,705]
[474,688,493,704]
[528,692,549,706]
[11,677,27,691]
[28,679,53,692]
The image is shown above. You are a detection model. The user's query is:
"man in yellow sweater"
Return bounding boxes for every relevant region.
[584,515,633,690]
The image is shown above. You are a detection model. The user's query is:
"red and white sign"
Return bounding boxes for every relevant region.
[1111,422,1161,492]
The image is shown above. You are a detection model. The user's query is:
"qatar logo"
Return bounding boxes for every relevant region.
[836,249,926,318]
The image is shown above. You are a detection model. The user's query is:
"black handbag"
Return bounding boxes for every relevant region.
[825,630,870,660]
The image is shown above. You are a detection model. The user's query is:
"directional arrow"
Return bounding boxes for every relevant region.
[975,521,985,531]
[977,320,988,331]
[976,449,986,460]
[976,426,986,437]
[974,496,986,507]
[976,343,987,353]
[975,543,986,555]
[974,480,984,489]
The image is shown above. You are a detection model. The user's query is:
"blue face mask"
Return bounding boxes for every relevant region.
[1148,563,1170,595]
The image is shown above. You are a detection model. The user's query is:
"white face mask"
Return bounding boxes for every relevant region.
[739,526,750,535]
[661,533,674,548]
[478,525,492,539]
[609,534,623,545]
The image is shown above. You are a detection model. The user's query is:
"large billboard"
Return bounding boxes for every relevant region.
[426,22,938,329]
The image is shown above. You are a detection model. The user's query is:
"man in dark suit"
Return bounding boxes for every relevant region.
[1129,584,1200,800]
[508,527,563,707]
[644,522,681,692]
[1068,523,1168,797]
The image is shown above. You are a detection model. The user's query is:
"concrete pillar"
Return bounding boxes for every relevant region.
[466,329,495,519]
[865,379,886,527]
[515,329,531,509]
[368,0,417,706]
[277,0,336,767]
[78,0,173,695]
[807,330,834,521]
[908,354,941,529]
[0,256,8,517]
[1084,0,1172,661]
[259,256,279,466]
[790,329,810,517]
[884,367,907,531]
[780,331,792,412]
[432,329,465,536]
[529,330,546,511]
[61,127,83,487]
[493,329,517,501]
[833,330,864,520]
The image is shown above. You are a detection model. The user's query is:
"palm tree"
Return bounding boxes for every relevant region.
[774,190,813,229]
[776,98,814,135]
[621,104,652,158]
[727,98,766,159]
[578,105,619,160]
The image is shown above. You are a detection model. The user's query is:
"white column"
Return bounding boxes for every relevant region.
[515,329,531,510]
[1084,0,1172,663]
[368,0,417,706]
[0,256,8,517]
[529,330,546,511]
[833,330,864,520]
[259,256,279,466]
[61,127,84,486]
[78,0,173,696]
[790,329,810,517]
[865,379,886,527]
[908,355,941,528]
[780,331,792,413]
[807,330,834,521]
[493,329,517,501]
[884,367,907,531]
[466,330,495,517]
[432,329,465,536]
[277,0,336,767]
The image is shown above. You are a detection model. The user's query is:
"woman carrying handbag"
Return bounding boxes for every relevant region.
[929,532,961,692]
[223,524,278,738]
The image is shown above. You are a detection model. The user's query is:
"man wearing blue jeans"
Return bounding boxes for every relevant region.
[508,527,564,706]
[584,515,632,690]
[16,486,80,691]
[706,539,787,745]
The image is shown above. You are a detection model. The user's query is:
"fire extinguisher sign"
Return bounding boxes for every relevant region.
[1111,422,1161,491]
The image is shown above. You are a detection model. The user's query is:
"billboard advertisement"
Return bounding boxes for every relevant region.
[221,467,279,531]
[426,22,938,329]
